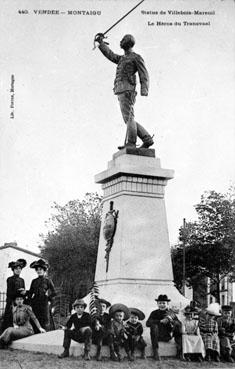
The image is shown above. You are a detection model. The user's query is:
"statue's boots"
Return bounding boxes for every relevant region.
[139,134,154,148]
[118,142,136,150]
[58,349,69,358]
[153,348,160,361]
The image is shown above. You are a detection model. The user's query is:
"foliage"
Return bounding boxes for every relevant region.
[40,192,102,301]
[89,281,101,322]
[51,287,71,328]
[172,188,235,302]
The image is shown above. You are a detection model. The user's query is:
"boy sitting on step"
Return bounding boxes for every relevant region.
[92,298,111,361]
[107,303,133,361]
[58,299,92,361]
[146,294,182,360]
[125,307,147,359]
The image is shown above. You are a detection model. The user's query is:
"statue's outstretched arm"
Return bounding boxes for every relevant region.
[98,42,121,65]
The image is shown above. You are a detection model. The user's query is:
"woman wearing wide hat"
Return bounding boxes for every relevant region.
[0,291,45,348]
[2,259,27,331]
[28,258,56,331]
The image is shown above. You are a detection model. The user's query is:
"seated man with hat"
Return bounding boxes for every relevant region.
[217,305,235,363]
[125,307,147,359]
[92,298,111,361]
[58,299,92,360]
[146,294,182,360]
[198,303,221,362]
[0,291,45,348]
[107,303,133,361]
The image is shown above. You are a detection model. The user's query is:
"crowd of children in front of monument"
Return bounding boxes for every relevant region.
[0,258,235,363]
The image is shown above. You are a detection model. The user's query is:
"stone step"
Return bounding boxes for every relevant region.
[10,329,177,357]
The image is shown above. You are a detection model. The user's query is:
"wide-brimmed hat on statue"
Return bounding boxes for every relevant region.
[129,307,145,321]
[30,258,49,271]
[221,305,232,312]
[155,294,171,302]
[8,259,27,270]
[109,303,130,321]
[98,298,111,308]
[206,303,221,317]
[72,299,87,309]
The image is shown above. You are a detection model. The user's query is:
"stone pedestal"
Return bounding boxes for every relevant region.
[9,149,188,359]
[95,149,188,318]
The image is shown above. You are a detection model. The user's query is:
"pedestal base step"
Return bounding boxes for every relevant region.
[10,329,177,357]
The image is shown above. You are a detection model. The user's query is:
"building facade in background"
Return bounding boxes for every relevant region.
[0,242,39,317]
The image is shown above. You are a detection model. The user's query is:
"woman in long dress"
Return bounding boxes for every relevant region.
[182,305,205,361]
[2,259,27,331]
[28,259,56,331]
[0,292,45,348]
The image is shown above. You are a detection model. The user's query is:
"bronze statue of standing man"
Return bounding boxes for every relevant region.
[95,33,154,150]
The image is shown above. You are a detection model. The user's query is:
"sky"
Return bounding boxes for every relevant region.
[0,0,234,253]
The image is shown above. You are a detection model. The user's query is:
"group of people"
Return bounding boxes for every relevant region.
[58,293,235,363]
[0,258,235,363]
[0,258,56,348]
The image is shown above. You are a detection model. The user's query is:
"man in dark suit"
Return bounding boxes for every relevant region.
[95,33,154,150]
[146,294,182,361]
[58,299,92,360]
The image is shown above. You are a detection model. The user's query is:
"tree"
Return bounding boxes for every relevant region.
[40,192,102,302]
[172,188,235,303]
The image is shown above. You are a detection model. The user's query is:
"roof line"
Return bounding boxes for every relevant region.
[0,244,40,258]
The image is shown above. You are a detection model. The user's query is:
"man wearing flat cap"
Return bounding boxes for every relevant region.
[95,33,154,150]
[59,299,92,360]
[146,294,182,360]
[2,259,27,331]
[217,305,235,362]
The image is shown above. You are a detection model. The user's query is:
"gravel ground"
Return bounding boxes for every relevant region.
[0,350,234,369]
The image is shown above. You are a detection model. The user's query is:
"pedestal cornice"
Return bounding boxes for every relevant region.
[95,152,174,184]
